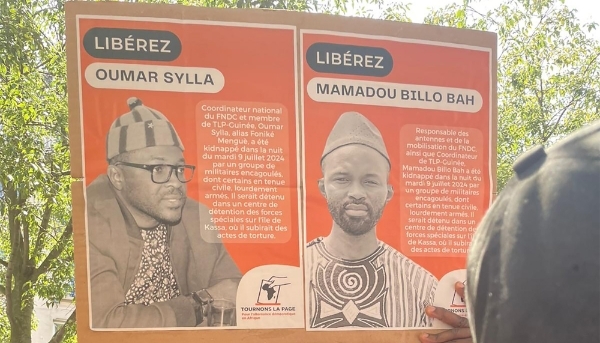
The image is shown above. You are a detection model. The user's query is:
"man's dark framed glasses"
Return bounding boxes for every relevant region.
[115,162,196,184]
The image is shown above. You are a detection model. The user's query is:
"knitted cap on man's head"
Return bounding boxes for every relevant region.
[321,112,390,168]
[106,97,184,161]
[466,120,600,343]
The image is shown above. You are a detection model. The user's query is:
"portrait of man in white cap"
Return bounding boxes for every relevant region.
[85,97,241,329]
[305,111,438,329]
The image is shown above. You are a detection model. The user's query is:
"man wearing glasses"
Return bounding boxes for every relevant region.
[86,97,242,329]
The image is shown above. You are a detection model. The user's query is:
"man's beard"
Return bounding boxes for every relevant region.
[125,187,186,226]
[327,198,384,236]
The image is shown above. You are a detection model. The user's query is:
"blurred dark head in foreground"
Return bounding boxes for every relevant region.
[466,120,600,343]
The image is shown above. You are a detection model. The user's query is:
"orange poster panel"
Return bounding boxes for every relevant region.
[300,31,492,330]
[77,16,303,331]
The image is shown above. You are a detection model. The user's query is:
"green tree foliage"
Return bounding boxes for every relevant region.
[0,0,598,343]
[1,0,74,342]
[426,0,600,189]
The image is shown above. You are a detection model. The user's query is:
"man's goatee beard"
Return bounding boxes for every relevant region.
[328,200,383,236]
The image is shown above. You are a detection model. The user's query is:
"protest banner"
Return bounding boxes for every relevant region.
[67,1,303,334]
[301,30,496,331]
[66,1,497,342]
